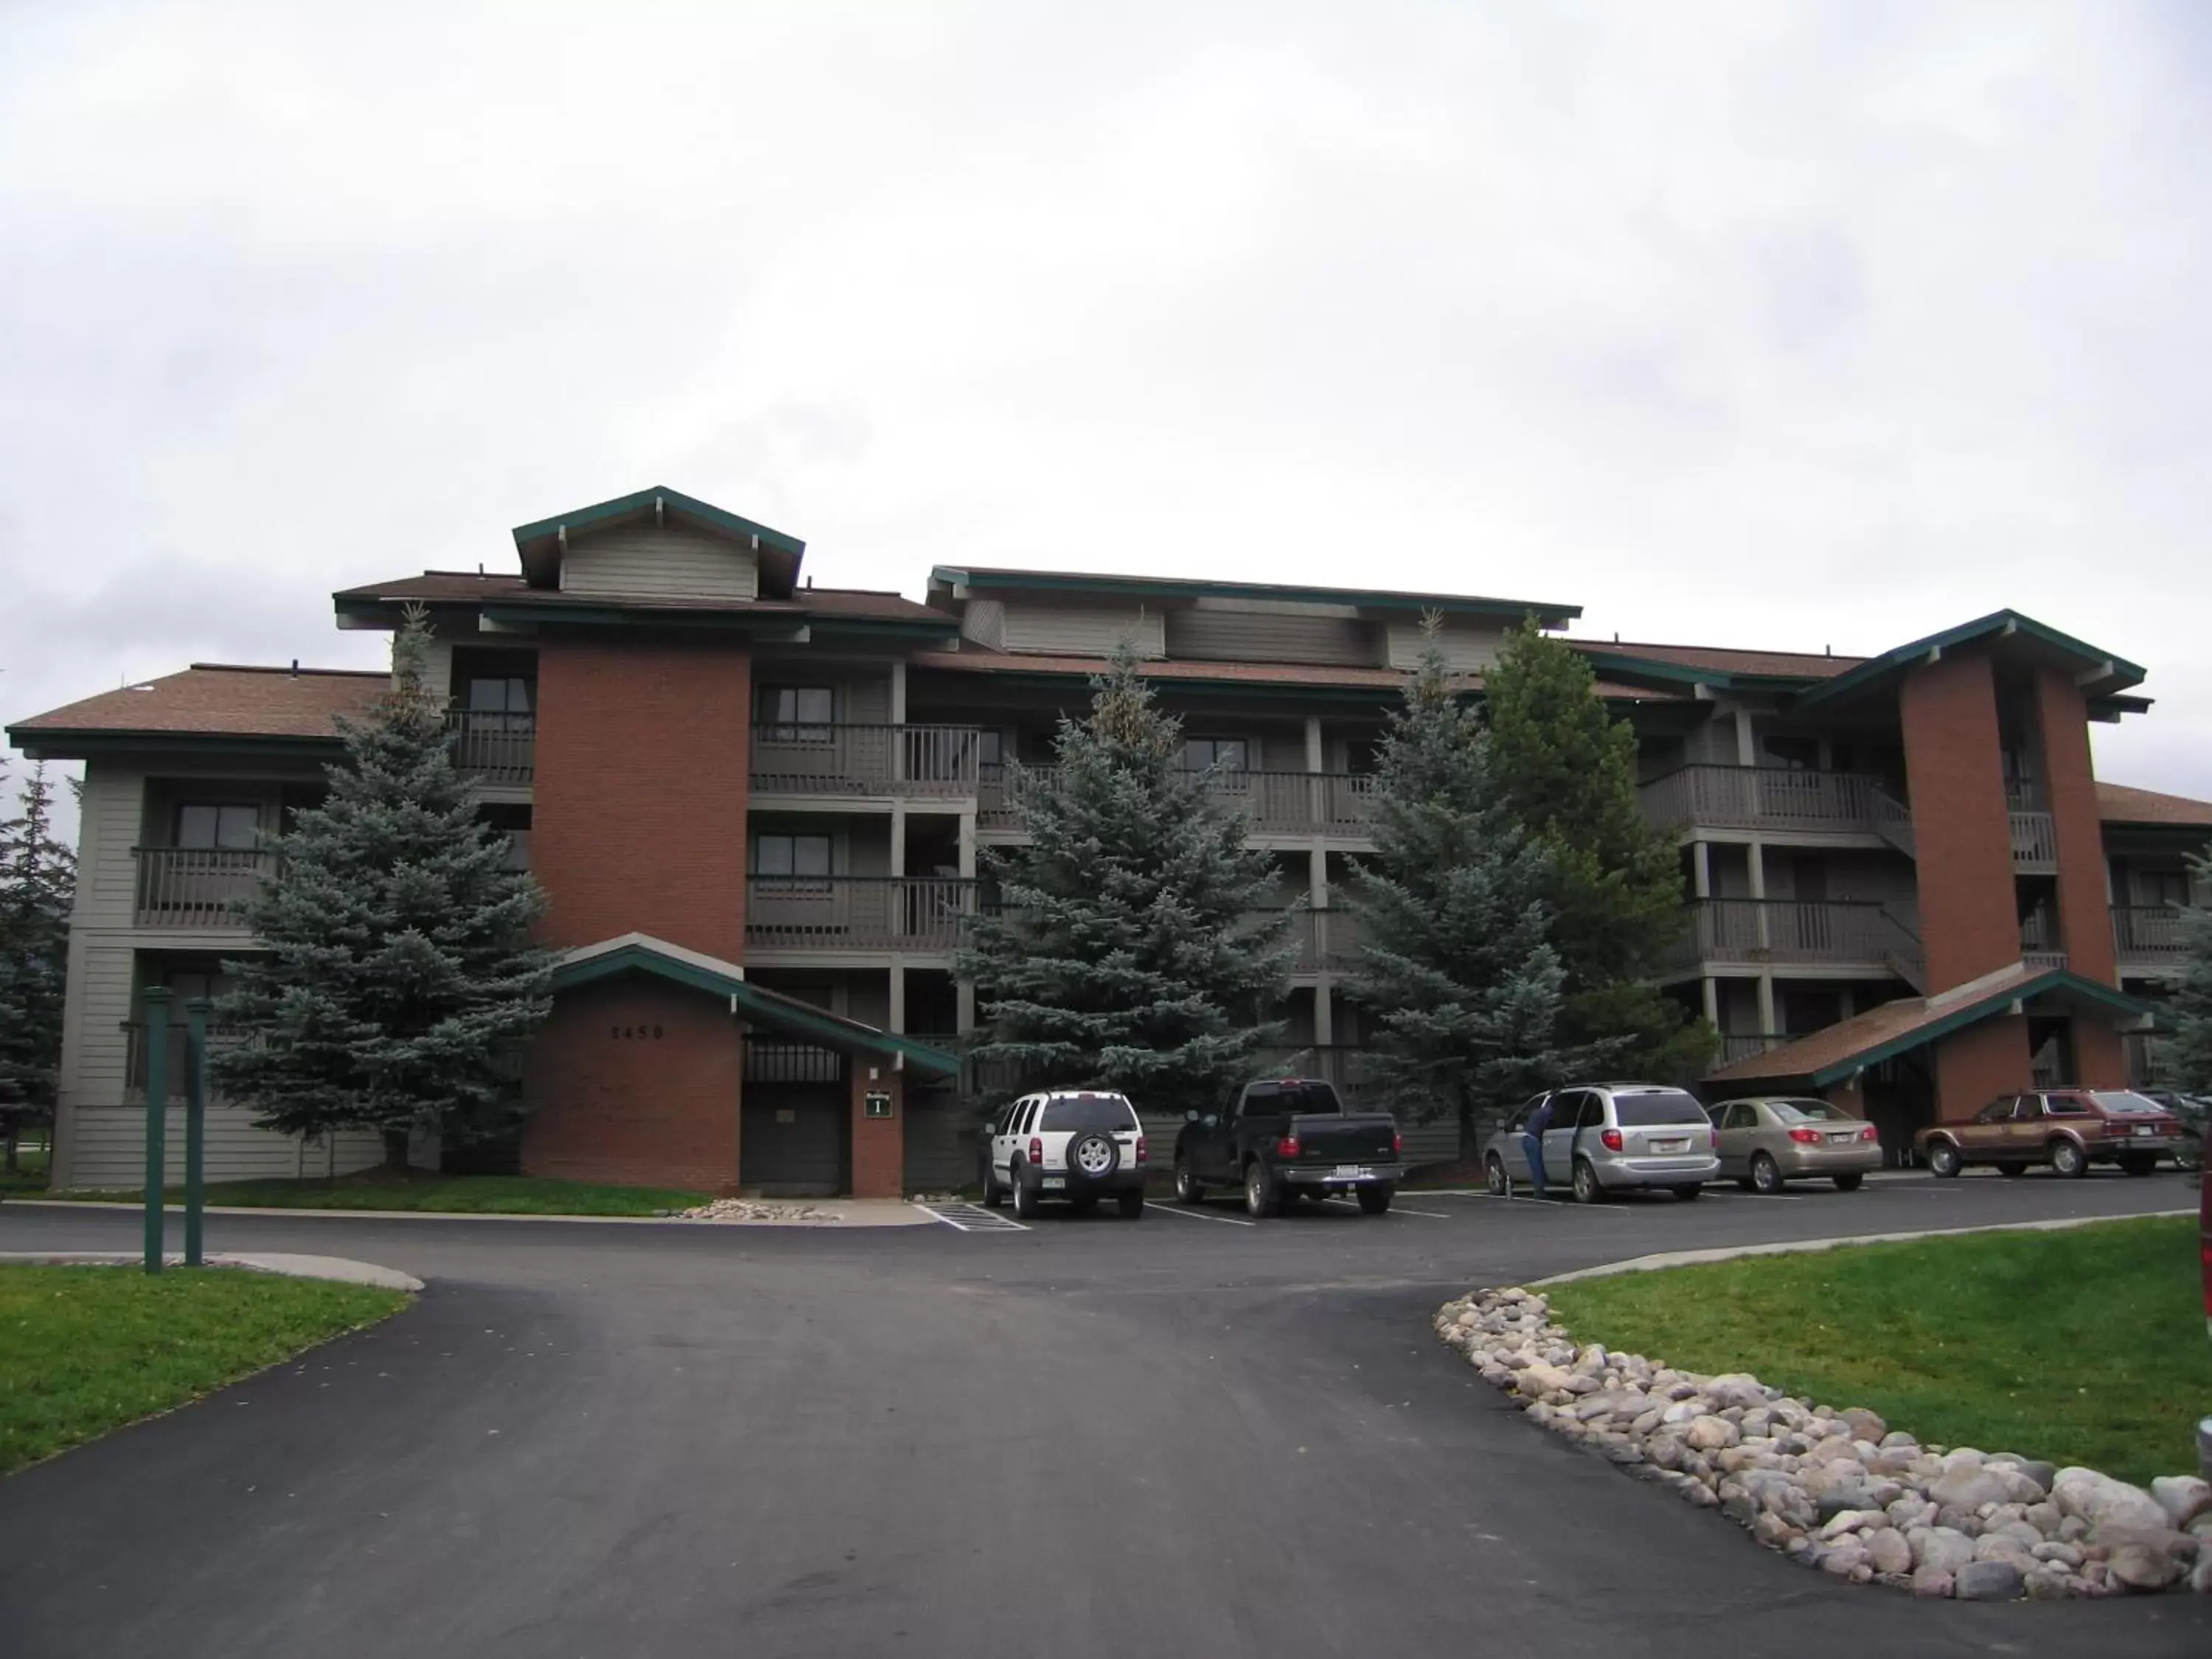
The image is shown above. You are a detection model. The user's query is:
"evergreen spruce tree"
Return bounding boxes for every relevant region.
[1485,620,1717,1080]
[956,642,1296,1119]
[1346,624,1575,1155]
[2169,848,2212,1092]
[0,762,76,1172]
[215,609,554,1166]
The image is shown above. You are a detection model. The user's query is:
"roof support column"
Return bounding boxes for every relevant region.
[1735,708,1757,768]
[1314,978,1335,1048]
[888,963,906,1034]
[888,661,907,786]
[890,801,906,878]
[1756,974,1777,1045]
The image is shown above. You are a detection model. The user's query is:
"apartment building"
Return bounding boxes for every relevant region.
[13,485,2209,1194]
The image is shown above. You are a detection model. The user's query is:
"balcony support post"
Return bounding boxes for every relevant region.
[888,963,906,1034]
[1734,708,1756,766]
[1700,975,1718,1026]
[1756,973,1777,1041]
[955,979,975,1037]
[1314,978,1335,1047]
[141,988,170,1275]
[1691,840,1711,900]
[888,664,907,785]
[889,803,906,879]
[956,813,976,880]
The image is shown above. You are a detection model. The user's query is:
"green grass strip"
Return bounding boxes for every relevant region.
[50,1172,709,1217]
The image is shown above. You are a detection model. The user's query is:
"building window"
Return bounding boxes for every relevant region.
[465,675,534,715]
[754,833,834,892]
[1183,736,1249,773]
[175,804,260,850]
[762,686,835,743]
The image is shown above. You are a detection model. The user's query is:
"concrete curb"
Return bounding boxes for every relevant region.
[0,1251,425,1292]
[2,1195,936,1228]
[1527,1208,2199,1287]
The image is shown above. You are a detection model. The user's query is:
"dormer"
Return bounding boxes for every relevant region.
[510,487,807,604]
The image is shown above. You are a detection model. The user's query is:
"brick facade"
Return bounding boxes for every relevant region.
[2031,668,2126,1086]
[1930,1014,2031,1125]
[848,1065,905,1200]
[521,978,742,1192]
[532,636,752,960]
[1899,650,2021,992]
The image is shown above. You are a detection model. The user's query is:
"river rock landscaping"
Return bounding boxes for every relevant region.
[1436,1285,2212,1601]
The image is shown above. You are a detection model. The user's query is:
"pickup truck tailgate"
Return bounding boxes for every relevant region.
[1289,1112,1397,1165]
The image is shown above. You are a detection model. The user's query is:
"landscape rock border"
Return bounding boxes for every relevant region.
[1436,1286,2212,1601]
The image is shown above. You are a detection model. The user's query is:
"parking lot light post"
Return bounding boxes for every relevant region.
[141,988,171,1274]
[183,998,211,1268]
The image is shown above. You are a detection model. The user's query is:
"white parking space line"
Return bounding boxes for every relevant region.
[1321,1197,1450,1218]
[917,1202,1032,1233]
[1144,1202,1257,1227]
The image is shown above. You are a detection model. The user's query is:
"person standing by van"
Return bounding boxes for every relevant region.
[1523,1094,1554,1198]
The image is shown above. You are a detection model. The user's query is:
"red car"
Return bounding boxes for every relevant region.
[1916,1088,2183,1178]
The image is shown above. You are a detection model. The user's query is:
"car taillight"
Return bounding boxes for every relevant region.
[1787,1128,1823,1145]
[1860,1125,1877,1142]
[1600,1128,1624,1152]
[1392,1131,1403,1156]
[1277,1135,1302,1159]
[1028,1136,1043,1164]
[1709,1127,1720,1151]
[1135,1135,1147,1164]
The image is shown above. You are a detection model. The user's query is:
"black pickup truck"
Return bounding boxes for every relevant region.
[1173,1077,1404,1217]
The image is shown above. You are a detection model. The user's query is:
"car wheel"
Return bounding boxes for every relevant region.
[1571,1158,1604,1204]
[1011,1168,1038,1219]
[1357,1183,1394,1214]
[1174,1155,1205,1204]
[1069,1132,1119,1181]
[981,1159,1005,1208]
[1245,1161,1278,1219]
[1750,1152,1784,1195]
[2049,1138,2088,1178]
[1832,1172,1864,1192]
[1673,1183,1703,1202]
[1927,1141,1962,1178]
[1484,1154,1509,1196]
[1118,1191,1145,1219]
[2118,1153,2157,1178]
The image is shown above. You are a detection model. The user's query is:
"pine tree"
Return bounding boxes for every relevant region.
[2170,848,2212,1092]
[214,608,554,1166]
[0,762,76,1173]
[956,642,1297,1120]
[1485,619,1717,1080]
[1346,623,1575,1155]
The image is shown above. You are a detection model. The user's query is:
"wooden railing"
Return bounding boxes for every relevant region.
[122,1021,248,1093]
[133,848,273,929]
[1641,765,1885,834]
[1671,898,1899,969]
[750,724,990,797]
[445,710,536,784]
[978,767,1377,836]
[2008,811,2058,873]
[2112,905,2186,966]
[1717,1033,1787,1066]
[745,877,978,952]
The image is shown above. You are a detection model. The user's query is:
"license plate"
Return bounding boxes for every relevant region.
[1042,1177,1065,1189]
[1828,1133,1856,1144]
[1652,1139,1687,1154]
[1331,1164,1371,1179]
[2132,1126,2154,1138]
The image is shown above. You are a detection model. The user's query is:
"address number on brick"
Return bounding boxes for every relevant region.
[610,1025,666,1040]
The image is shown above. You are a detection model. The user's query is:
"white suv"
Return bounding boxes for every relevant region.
[981,1091,1148,1220]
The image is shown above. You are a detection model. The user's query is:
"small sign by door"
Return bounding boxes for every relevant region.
[775,1108,796,1124]
[863,1092,894,1119]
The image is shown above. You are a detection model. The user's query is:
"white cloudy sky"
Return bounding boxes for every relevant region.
[4,0,2208,826]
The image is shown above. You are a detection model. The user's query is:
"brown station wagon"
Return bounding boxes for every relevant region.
[1916,1088,2182,1179]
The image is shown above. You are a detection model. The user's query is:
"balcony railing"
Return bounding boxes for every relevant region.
[750,724,990,797]
[1670,898,1910,970]
[745,877,978,953]
[1717,1032,1787,1067]
[978,767,1377,837]
[446,710,536,785]
[2008,811,2058,874]
[2112,905,2187,971]
[133,848,273,930]
[122,1020,248,1093]
[1641,765,1885,835]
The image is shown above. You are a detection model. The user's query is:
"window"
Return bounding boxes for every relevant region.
[1762,735,1820,771]
[1040,1094,1140,1133]
[1015,1100,1040,1135]
[1183,737,1249,773]
[975,728,1004,782]
[1241,1080,1344,1117]
[2086,1091,2163,1116]
[763,686,835,743]
[1610,1091,1709,1127]
[1974,1097,2016,1124]
[1769,1099,1852,1124]
[175,804,260,850]
[1721,1103,1759,1130]
[465,676,533,715]
[2011,1096,2045,1121]
[754,833,833,891]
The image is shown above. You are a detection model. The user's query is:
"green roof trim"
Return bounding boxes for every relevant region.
[476,602,814,638]
[512,486,806,560]
[1791,611,2148,714]
[549,941,959,1078]
[1802,969,2160,1088]
[931,566,1580,625]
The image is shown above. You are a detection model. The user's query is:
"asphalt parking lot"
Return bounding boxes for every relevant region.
[0,1166,2202,1659]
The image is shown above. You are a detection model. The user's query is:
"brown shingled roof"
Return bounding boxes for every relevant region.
[2096,781,2212,828]
[10,664,386,749]
[335,571,947,625]
[1579,640,1867,679]
[911,647,1679,700]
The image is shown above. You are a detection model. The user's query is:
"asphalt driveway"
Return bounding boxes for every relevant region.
[1,1169,2203,1658]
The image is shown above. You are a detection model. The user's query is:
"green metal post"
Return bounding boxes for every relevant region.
[183,998,210,1267]
[142,988,171,1274]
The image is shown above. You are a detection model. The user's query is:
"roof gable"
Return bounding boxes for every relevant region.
[512,487,806,598]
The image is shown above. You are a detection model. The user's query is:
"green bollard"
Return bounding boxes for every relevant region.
[142,988,171,1274]
[183,998,210,1267]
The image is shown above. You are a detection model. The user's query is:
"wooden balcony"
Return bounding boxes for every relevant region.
[751,724,990,798]
[1669,898,1923,975]
[1641,765,1887,836]
[2112,905,2186,974]
[2008,811,2058,874]
[745,877,978,953]
[446,710,535,785]
[978,767,1376,838]
[133,848,273,930]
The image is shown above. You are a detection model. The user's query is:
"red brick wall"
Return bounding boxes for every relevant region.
[532,636,751,960]
[521,978,742,1192]
[2028,667,2127,1086]
[849,1065,904,1199]
[1899,650,2020,992]
[1933,1015,2031,1123]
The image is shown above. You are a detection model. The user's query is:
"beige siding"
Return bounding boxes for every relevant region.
[960,599,1006,650]
[1166,605,1378,667]
[1384,619,1506,673]
[70,945,137,1105]
[561,524,758,602]
[74,764,148,932]
[65,1107,383,1190]
[1000,603,1166,658]
[420,635,456,702]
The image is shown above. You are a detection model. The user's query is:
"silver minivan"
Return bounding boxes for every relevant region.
[1484,1082,1719,1203]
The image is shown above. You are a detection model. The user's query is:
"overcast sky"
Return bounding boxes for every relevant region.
[4,0,2208,831]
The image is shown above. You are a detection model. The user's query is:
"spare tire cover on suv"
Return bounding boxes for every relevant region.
[1069,1132,1120,1178]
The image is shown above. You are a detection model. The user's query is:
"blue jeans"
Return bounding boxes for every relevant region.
[1523,1133,1548,1194]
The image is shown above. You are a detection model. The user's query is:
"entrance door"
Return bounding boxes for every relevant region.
[741,1040,850,1195]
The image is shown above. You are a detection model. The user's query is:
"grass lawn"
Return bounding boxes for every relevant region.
[0,1265,408,1475]
[53,1171,711,1217]
[1,1135,51,1194]
[1544,1216,2212,1488]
